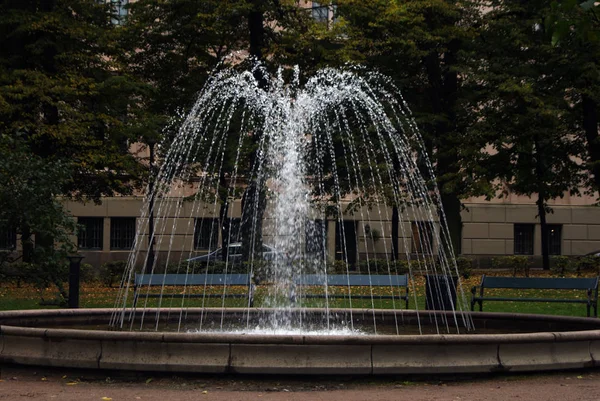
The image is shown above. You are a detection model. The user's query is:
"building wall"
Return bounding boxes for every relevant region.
[54,195,600,269]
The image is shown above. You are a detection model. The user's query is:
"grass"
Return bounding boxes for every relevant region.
[0,270,596,318]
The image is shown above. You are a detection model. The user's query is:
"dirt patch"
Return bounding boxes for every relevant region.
[1,364,600,401]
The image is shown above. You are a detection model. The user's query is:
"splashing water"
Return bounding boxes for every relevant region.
[111,65,473,335]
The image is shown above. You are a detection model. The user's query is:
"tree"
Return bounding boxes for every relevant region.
[468,0,587,269]
[0,134,77,302]
[546,1,600,193]
[0,0,145,204]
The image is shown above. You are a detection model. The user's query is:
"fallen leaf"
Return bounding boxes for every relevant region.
[202,390,208,394]
[62,375,67,379]
[66,382,78,386]
[577,375,583,379]
[146,378,153,384]
[41,377,47,381]
[101,397,113,401]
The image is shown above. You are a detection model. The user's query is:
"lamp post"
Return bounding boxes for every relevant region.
[67,254,84,308]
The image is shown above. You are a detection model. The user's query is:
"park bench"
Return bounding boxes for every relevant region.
[470,275,599,317]
[132,273,254,308]
[292,274,409,309]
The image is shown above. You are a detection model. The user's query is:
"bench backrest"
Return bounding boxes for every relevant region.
[481,275,598,290]
[296,274,408,287]
[134,273,250,287]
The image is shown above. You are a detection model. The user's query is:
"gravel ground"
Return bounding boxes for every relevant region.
[2,365,600,401]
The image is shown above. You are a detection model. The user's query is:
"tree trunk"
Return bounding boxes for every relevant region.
[219,173,230,262]
[145,142,156,274]
[534,135,550,270]
[240,1,267,263]
[441,193,462,256]
[583,95,600,189]
[391,205,399,261]
[21,223,33,263]
[537,193,550,271]
[422,40,463,257]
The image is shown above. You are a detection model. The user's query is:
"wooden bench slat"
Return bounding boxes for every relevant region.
[481,276,598,290]
[295,274,408,287]
[471,275,599,317]
[476,297,589,303]
[135,273,250,286]
[132,273,254,309]
[294,274,410,308]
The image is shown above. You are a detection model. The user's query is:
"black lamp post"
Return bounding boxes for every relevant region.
[67,254,84,308]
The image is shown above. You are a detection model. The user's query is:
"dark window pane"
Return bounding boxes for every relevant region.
[411,221,434,254]
[306,219,327,255]
[548,224,562,256]
[78,217,104,250]
[110,217,136,250]
[312,1,328,22]
[225,218,241,243]
[111,0,128,25]
[194,218,219,250]
[0,222,16,250]
[514,224,534,255]
[335,220,357,265]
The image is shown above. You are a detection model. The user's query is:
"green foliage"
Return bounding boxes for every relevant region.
[454,256,473,279]
[492,256,531,277]
[550,255,578,276]
[0,134,77,301]
[356,259,411,275]
[329,260,350,274]
[100,260,127,288]
[0,0,146,202]
[577,255,600,274]
[79,263,99,283]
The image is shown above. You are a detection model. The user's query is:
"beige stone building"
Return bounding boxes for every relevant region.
[43,188,600,269]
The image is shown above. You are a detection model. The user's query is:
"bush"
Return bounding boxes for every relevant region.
[492,256,531,277]
[550,256,578,277]
[328,260,349,274]
[79,263,99,283]
[454,257,473,279]
[577,255,600,274]
[0,262,33,287]
[100,260,127,287]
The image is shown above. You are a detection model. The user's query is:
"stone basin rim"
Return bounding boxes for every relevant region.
[2,308,600,345]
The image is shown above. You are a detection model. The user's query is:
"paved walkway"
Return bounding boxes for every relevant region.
[1,365,600,401]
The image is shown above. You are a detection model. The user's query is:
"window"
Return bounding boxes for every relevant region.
[547,224,562,255]
[514,224,534,255]
[411,221,434,254]
[110,0,128,25]
[194,218,219,250]
[306,219,327,254]
[110,217,136,250]
[225,218,241,243]
[78,217,104,250]
[312,1,329,23]
[335,220,357,265]
[0,222,16,250]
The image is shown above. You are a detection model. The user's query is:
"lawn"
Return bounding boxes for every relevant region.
[0,270,596,318]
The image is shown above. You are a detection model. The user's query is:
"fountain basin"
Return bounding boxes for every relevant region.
[2,308,600,375]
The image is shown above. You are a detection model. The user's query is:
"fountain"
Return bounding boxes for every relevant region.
[1,66,600,374]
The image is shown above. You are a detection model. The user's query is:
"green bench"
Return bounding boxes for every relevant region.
[293,274,409,308]
[471,275,599,317]
[133,273,254,308]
